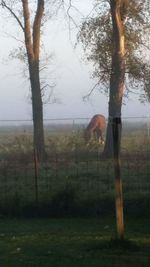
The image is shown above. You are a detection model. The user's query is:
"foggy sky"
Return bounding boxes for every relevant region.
[0,1,149,122]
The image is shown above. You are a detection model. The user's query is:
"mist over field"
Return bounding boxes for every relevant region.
[0,2,150,266]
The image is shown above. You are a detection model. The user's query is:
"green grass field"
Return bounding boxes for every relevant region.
[0,217,150,267]
[0,122,149,217]
[0,122,150,265]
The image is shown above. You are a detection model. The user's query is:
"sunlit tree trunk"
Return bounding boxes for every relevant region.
[22,0,45,161]
[103,0,126,158]
[104,0,126,239]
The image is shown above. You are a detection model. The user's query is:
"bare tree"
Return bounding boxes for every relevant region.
[1,0,45,161]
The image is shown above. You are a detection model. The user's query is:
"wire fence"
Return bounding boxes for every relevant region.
[0,116,150,216]
[0,115,150,135]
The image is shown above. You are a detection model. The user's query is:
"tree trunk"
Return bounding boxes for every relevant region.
[112,117,124,240]
[103,118,113,157]
[22,0,45,161]
[104,0,126,239]
[103,0,126,158]
[29,60,45,161]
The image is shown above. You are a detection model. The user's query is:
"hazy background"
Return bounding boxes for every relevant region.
[0,1,149,122]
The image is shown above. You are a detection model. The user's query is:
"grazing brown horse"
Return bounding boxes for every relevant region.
[85,114,106,144]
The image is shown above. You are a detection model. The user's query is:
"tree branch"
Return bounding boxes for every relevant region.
[82,82,100,102]
[22,0,34,61]
[3,31,24,44]
[1,0,24,31]
[33,0,44,60]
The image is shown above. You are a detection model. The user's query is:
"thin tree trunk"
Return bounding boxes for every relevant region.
[104,0,126,239]
[103,0,126,158]
[103,119,113,157]
[22,0,45,161]
[29,61,45,161]
[112,117,124,240]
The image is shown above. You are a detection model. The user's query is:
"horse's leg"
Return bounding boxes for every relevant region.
[95,128,100,143]
[100,130,105,144]
[97,129,104,144]
[93,129,97,141]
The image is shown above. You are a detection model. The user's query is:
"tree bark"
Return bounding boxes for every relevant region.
[104,0,126,239]
[22,0,45,161]
[112,117,124,240]
[103,0,126,157]
[29,61,45,160]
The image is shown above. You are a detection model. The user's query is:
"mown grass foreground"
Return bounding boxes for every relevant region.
[0,217,150,267]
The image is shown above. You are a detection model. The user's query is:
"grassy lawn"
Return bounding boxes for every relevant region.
[0,217,150,267]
